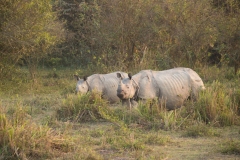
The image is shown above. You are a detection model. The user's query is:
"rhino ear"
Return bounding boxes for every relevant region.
[128,73,132,79]
[74,75,80,81]
[117,73,123,79]
[83,76,88,81]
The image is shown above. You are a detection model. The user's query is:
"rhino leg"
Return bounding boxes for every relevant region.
[158,97,168,110]
[121,99,138,110]
[130,99,138,108]
[122,99,128,106]
[190,89,199,101]
[125,99,132,110]
[121,99,132,110]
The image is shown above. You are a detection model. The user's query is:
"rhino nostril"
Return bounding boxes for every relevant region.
[117,93,124,98]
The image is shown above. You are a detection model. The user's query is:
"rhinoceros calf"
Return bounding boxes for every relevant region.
[117,68,205,110]
[74,71,128,103]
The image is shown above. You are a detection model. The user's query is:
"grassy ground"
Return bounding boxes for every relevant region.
[0,67,240,159]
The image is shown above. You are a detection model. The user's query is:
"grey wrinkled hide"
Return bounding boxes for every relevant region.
[75,71,128,103]
[117,68,205,110]
[172,67,206,99]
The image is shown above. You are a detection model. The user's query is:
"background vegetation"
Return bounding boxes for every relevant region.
[1,0,240,75]
[0,0,240,159]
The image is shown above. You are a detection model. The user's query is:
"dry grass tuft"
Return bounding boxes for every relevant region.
[220,139,240,155]
[0,104,74,159]
[56,92,111,122]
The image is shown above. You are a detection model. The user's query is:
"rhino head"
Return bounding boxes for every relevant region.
[74,75,89,94]
[116,73,137,100]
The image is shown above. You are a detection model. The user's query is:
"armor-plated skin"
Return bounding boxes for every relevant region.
[117,68,205,110]
[171,67,206,99]
[75,71,128,103]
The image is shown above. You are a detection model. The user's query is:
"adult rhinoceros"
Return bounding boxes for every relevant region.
[74,71,128,103]
[116,68,205,110]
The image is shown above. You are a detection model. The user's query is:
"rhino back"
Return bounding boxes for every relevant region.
[168,67,205,89]
[87,74,104,93]
[172,67,205,98]
[131,70,157,99]
[183,68,205,90]
[153,71,191,110]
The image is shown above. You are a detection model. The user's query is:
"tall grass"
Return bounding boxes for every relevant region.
[112,99,188,130]
[193,80,239,126]
[56,93,170,156]
[57,92,116,122]
[0,104,73,159]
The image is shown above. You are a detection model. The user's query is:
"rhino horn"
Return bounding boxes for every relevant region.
[74,75,80,81]
[128,73,132,79]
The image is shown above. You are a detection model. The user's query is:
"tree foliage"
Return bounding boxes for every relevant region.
[0,0,64,79]
[1,0,240,77]
[52,0,240,73]
[213,0,240,74]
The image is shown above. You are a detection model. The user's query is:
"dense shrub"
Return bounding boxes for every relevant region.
[57,92,117,122]
[194,81,239,126]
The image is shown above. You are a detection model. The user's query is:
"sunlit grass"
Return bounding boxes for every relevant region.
[183,123,220,137]
[0,104,74,159]
[1,66,240,159]
[143,132,171,145]
[193,80,239,126]
[56,92,114,122]
[220,140,240,155]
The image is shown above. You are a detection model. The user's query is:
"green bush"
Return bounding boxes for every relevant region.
[183,123,220,137]
[194,81,239,126]
[232,89,240,115]
[57,92,115,122]
[112,99,187,130]
[144,132,170,145]
[220,140,240,155]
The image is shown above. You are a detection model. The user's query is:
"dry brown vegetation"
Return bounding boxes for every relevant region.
[0,0,240,159]
[1,0,240,76]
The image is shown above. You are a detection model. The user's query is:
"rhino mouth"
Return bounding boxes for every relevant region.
[117,93,125,99]
[117,91,131,99]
